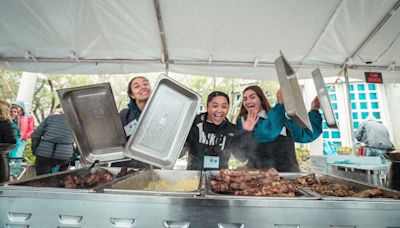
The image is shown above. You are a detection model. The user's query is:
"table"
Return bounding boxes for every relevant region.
[331,163,389,187]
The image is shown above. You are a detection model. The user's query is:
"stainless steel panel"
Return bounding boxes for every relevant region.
[312,68,338,128]
[300,173,400,202]
[57,83,126,163]
[3,167,134,192]
[124,74,201,169]
[275,53,311,129]
[1,187,400,228]
[103,169,202,196]
[204,171,320,200]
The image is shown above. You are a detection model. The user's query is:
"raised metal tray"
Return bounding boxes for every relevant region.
[312,68,338,128]
[2,167,137,192]
[204,171,320,200]
[297,173,400,202]
[101,169,202,196]
[275,53,311,129]
[57,83,127,164]
[124,74,201,169]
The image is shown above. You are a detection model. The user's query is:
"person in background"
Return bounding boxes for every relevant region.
[0,100,16,143]
[31,104,75,175]
[183,91,240,170]
[8,100,34,176]
[0,100,17,182]
[236,85,322,172]
[355,115,395,162]
[112,76,152,168]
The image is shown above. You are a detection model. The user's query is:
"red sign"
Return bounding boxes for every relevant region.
[365,72,383,83]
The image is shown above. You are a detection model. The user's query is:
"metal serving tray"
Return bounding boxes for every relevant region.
[312,68,338,128]
[299,173,400,202]
[204,171,320,200]
[124,74,201,169]
[101,169,202,196]
[2,167,136,192]
[58,83,126,164]
[275,53,311,129]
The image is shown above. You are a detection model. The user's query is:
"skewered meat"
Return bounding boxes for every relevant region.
[210,168,297,197]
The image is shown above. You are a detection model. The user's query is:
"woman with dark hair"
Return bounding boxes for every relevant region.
[183,91,247,170]
[119,76,152,136]
[113,76,152,168]
[236,85,322,172]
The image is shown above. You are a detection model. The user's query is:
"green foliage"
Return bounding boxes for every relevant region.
[22,139,35,165]
[337,146,352,155]
[295,147,310,167]
[0,69,22,101]
[228,158,247,169]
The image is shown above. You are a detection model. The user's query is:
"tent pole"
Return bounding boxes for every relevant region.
[153,0,169,74]
[344,65,356,154]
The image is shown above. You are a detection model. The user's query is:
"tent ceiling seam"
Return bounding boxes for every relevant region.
[3,57,399,71]
[337,0,400,75]
[300,0,346,65]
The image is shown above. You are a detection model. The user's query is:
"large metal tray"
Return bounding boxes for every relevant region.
[2,167,136,192]
[204,171,320,200]
[298,173,400,202]
[275,53,311,129]
[100,169,202,196]
[312,68,338,128]
[57,83,127,164]
[124,74,201,169]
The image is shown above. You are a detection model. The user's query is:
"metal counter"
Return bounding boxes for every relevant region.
[2,179,400,228]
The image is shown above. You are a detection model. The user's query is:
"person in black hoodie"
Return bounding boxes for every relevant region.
[112,76,152,168]
[182,91,255,170]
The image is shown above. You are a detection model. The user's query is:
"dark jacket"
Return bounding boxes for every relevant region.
[184,113,240,170]
[119,99,142,129]
[114,99,151,169]
[31,114,74,160]
[0,119,16,144]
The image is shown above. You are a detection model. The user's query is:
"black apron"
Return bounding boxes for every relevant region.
[246,128,300,172]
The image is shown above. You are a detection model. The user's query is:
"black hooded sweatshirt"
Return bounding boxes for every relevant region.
[184,113,240,170]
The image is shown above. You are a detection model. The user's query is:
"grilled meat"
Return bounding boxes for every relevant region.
[63,168,114,189]
[210,168,297,196]
[295,174,384,198]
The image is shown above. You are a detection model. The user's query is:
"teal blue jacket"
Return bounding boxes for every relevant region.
[237,104,322,143]
[286,110,322,143]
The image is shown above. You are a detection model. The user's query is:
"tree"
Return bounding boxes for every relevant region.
[0,69,21,101]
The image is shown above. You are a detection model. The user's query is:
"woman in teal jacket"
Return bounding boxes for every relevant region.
[236,86,322,172]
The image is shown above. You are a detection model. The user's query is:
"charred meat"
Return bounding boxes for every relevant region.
[210,168,298,196]
[64,169,114,189]
[296,174,384,198]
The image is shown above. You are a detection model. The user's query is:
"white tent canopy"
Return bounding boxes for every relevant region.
[0,0,399,80]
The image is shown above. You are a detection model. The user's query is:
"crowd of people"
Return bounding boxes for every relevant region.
[118,76,323,172]
[0,75,396,182]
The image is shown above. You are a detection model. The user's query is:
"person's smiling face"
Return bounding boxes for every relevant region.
[242,89,262,113]
[129,77,151,102]
[206,96,229,125]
